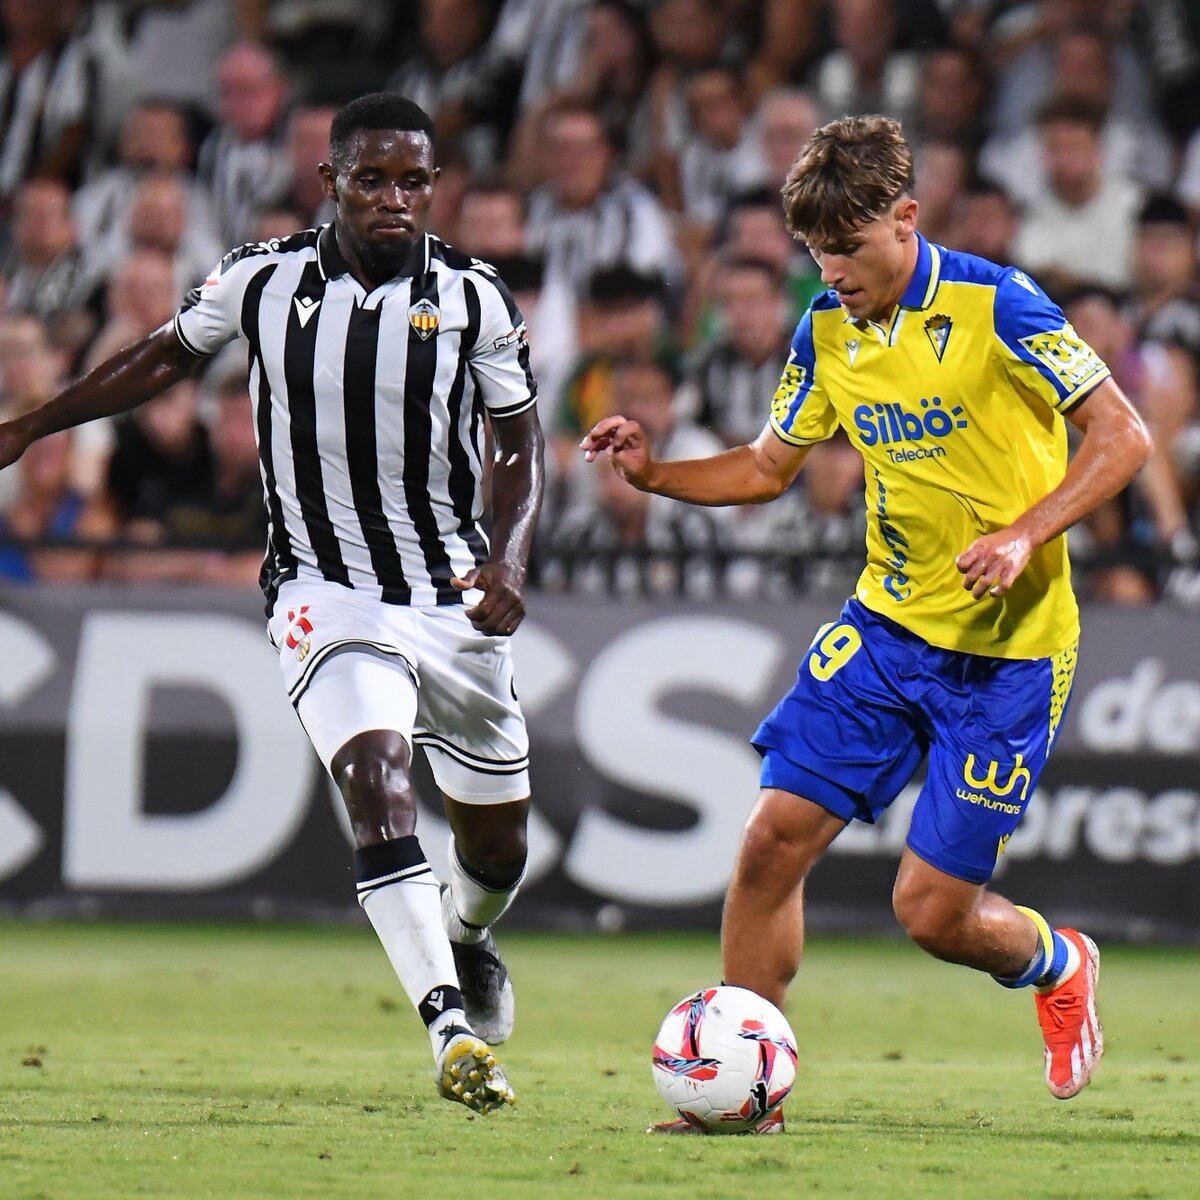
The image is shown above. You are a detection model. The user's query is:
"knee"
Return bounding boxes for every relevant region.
[738,805,823,885]
[333,732,413,813]
[892,878,968,959]
[456,823,528,886]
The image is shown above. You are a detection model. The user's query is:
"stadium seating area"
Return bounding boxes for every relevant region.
[2,0,1200,603]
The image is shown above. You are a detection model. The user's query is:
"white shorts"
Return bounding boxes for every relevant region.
[268,577,530,804]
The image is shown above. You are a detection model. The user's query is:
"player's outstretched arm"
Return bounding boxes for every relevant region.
[956,378,1153,598]
[0,326,202,472]
[580,416,809,506]
[451,406,545,637]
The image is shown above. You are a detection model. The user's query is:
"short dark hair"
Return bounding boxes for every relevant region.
[1036,94,1104,135]
[723,255,784,291]
[781,114,914,243]
[329,93,435,172]
[1139,193,1189,229]
[586,265,661,306]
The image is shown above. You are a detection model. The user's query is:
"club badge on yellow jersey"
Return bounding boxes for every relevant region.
[769,234,1108,661]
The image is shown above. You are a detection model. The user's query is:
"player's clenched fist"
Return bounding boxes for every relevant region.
[955,526,1034,599]
[579,415,653,488]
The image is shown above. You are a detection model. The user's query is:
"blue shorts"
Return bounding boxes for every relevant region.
[753,599,1077,884]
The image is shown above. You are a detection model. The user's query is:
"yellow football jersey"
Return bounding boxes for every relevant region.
[770,234,1109,659]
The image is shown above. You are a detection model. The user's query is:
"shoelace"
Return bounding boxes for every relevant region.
[1039,985,1083,1038]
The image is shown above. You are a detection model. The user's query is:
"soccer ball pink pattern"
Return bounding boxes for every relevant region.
[651,985,798,1132]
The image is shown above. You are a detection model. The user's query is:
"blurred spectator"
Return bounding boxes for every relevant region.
[525,102,677,291]
[139,373,265,586]
[198,42,291,244]
[672,67,761,228]
[813,0,919,126]
[728,430,865,594]
[0,0,98,202]
[101,379,214,540]
[126,174,223,297]
[488,252,577,437]
[686,190,821,345]
[0,428,113,584]
[73,100,222,285]
[748,87,821,192]
[549,358,728,592]
[121,0,241,116]
[1061,286,1189,603]
[2,178,96,352]
[387,0,513,173]
[956,182,1020,267]
[84,249,177,373]
[678,257,791,447]
[1012,97,1142,292]
[253,208,307,243]
[1130,195,1200,356]
[559,267,676,440]
[910,46,986,153]
[456,182,527,260]
[495,0,591,117]
[644,0,732,160]
[914,140,969,248]
[0,314,63,513]
[280,105,337,229]
[981,27,1173,206]
[986,0,1157,137]
[565,0,655,169]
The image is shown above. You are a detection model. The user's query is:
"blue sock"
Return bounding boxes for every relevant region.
[993,906,1070,989]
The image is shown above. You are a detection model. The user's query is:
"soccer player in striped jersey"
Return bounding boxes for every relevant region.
[583,116,1152,1129]
[0,94,544,1116]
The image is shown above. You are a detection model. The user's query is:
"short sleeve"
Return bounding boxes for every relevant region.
[173,247,264,357]
[992,268,1111,413]
[769,309,838,446]
[468,271,538,418]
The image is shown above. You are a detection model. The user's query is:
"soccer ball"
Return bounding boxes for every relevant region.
[651,985,798,1132]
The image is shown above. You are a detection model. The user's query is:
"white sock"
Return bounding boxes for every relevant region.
[355,836,468,1058]
[443,835,525,946]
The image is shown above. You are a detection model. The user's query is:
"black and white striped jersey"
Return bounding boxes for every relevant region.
[172,224,537,608]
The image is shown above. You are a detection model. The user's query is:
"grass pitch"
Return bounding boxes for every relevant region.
[1,922,1196,1199]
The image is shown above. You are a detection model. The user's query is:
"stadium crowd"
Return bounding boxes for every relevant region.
[2,0,1200,604]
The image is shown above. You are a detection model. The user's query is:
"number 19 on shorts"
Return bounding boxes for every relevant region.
[808,623,863,681]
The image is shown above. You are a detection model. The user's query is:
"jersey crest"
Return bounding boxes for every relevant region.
[408,297,440,340]
[924,313,952,362]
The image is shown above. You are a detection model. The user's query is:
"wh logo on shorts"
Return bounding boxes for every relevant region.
[285,606,314,661]
[957,753,1032,813]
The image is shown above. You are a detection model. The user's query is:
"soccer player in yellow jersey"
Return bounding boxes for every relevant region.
[582,116,1152,1128]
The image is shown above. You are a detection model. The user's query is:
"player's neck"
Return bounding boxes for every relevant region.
[865,235,921,325]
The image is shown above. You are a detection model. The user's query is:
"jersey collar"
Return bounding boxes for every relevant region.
[316,223,430,282]
[898,232,941,311]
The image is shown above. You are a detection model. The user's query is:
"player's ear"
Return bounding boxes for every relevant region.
[318,161,337,200]
[895,196,918,239]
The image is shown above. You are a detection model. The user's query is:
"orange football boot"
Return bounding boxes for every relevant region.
[1033,929,1103,1100]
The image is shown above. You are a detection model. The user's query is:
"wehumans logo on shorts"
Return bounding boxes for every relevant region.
[958,753,1031,812]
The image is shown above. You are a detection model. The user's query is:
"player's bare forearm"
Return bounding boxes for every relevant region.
[580,418,808,505]
[956,379,1152,598]
[0,327,200,470]
[451,406,544,635]
[1014,380,1152,547]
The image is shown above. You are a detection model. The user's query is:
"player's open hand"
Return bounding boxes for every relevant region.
[451,562,526,636]
[0,420,32,473]
[579,416,653,488]
[955,527,1033,599]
